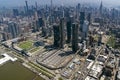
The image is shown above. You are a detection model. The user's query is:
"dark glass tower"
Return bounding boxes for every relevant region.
[87,13,91,25]
[8,22,20,38]
[99,1,103,16]
[66,21,72,43]
[13,9,19,17]
[80,12,85,32]
[25,1,29,15]
[59,18,65,48]
[53,23,60,48]
[72,23,79,52]
[38,18,44,27]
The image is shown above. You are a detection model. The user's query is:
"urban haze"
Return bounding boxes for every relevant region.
[0,0,120,80]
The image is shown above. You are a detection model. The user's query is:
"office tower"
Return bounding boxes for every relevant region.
[35,2,38,10]
[51,0,53,16]
[98,32,103,46]
[53,23,60,48]
[66,20,72,43]
[111,8,119,20]
[80,12,85,32]
[89,35,94,47]
[86,37,89,48]
[111,8,115,20]
[59,18,65,48]
[13,9,19,17]
[8,22,20,38]
[65,9,70,20]
[78,3,81,11]
[66,15,73,43]
[32,21,38,32]
[51,0,53,10]
[94,17,100,23]
[25,1,29,15]
[39,17,44,30]
[87,13,91,25]
[35,11,38,21]
[76,3,81,18]
[38,18,44,27]
[38,18,46,36]
[1,33,8,41]
[99,1,103,16]
[82,20,89,40]
[72,23,79,52]
[94,17,103,26]
[53,9,59,21]
[83,40,87,50]
[49,0,54,25]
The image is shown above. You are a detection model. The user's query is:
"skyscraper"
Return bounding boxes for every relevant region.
[50,0,53,25]
[99,1,103,16]
[38,18,44,27]
[72,23,79,52]
[25,1,29,15]
[53,23,60,48]
[76,3,81,18]
[35,11,38,21]
[8,22,20,38]
[35,2,38,10]
[87,13,91,25]
[78,3,81,11]
[89,35,94,47]
[13,9,19,17]
[80,12,85,32]
[66,20,72,43]
[38,18,46,36]
[59,18,65,48]
[98,32,103,46]
[51,0,53,16]
[82,20,89,40]
[1,32,8,41]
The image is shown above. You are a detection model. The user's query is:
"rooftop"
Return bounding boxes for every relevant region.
[0,53,17,65]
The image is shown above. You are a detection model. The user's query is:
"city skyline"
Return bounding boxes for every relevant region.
[0,0,120,7]
[0,0,120,80]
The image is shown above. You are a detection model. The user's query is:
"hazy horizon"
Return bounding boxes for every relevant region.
[0,0,120,8]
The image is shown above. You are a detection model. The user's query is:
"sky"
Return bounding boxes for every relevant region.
[0,0,120,7]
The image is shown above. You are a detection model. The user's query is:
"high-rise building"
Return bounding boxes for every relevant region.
[89,35,94,47]
[32,21,38,32]
[87,13,91,25]
[8,22,20,38]
[38,18,44,27]
[1,32,8,41]
[82,20,89,40]
[83,40,87,50]
[35,2,38,10]
[99,1,103,16]
[13,9,19,17]
[98,32,103,46]
[78,3,81,11]
[66,15,73,43]
[35,11,38,21]
[53,23,60,48]
[72,23,79,52]
[59,18,65,48]
[51,0,53,12]
[38,18,46,36]
[50,0,53,24]
[80,12,85,32]
[66,20,72,43]
[76,3,81,18]
[25,1,29,15]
